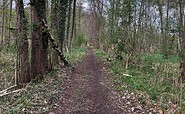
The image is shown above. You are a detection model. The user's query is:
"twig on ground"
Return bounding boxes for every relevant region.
[122,73,132,77]
[0,85,17,94]
[0,89,25,97]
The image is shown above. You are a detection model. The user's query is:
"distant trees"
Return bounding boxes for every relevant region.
[4,0,184,83]
[82,0,184,77]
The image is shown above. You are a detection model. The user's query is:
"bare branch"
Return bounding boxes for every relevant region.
[0,89,25,97]
[0,85,17,94]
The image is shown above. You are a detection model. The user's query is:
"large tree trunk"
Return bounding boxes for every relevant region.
[16,0,30,84]
[30,0,48,80]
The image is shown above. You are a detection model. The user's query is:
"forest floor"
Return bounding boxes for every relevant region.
[44,48,146,114]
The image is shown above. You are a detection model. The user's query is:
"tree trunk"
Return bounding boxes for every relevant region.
[70,0,76,50]
[66,0,73,51]
[42,19,69,66]
[157,0,166,55]
[30,0,48,80]
[179,0,185,82]
[58,0,68,52]
[8,0,13,47]
[1,0,6,48]
[16,0,30,84]
[51,0,59,66]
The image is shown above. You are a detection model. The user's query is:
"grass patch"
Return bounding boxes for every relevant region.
[94,48,108,59]
[0,47,16,91]
[66,47,87,64]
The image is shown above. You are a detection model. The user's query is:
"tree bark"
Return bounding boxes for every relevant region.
[8,0,13,47]
[51,0,59,66]
[66,0,73,51]
[1,0,6,48]
[179,0,185,82]
[58,0,68,52]
[70,0,76,50]
[42,19,69,66]
[30,0,48,80]
[16,0,30,83]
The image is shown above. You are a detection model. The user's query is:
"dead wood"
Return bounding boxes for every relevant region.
[42,19,69,66]
[0,89,25,97]
[0,85,17,94]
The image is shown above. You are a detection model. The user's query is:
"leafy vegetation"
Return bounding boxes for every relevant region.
[74,32,88,47]
[0,47,87,114]
[1,0,185,113]
[66,47,87,63]
[95,49,185,113]
[0,46,17,90]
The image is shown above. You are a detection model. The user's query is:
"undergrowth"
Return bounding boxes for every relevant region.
[95,49,185,113]
[0,47,87,114]
[0,46,17,91]
[66,47,87,64]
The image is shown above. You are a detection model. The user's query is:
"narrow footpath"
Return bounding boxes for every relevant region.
[46,48,145,114]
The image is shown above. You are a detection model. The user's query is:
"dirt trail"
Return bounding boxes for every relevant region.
[45,48,145,114]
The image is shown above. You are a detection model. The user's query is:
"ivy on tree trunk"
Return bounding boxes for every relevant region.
[58,0,68,52]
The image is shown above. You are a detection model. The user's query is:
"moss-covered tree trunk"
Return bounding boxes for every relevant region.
[30,0,48,80]
[58,0,68,52]
[51,0,59,66]
[66,0,73,51]
[16,0,30,83]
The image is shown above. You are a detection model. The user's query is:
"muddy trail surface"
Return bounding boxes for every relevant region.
[45,48,146,114]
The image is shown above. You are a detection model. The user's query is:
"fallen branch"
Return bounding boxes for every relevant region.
[122,73,132,77]
[0,89,25,97]
[0,85,17,94]
[42,19,69,66]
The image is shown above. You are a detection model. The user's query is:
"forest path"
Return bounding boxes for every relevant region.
[45,48,145,114]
